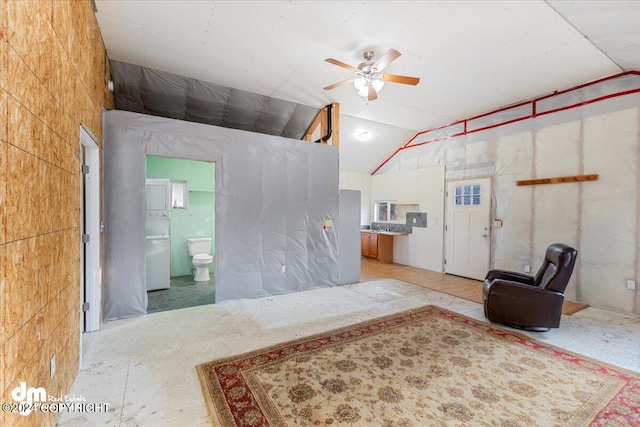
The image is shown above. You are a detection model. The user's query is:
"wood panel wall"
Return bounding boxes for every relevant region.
[0,1,113,425]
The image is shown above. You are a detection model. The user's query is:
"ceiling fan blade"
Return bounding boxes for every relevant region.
[323,78,354,91]
[372,48,401,72]
[325,58,358,72]
[368,84,378,101]
[381,74,420,85]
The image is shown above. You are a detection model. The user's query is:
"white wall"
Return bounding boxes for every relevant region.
[371,166,445,272]
[339,171,372,226]
[375,93,640,315]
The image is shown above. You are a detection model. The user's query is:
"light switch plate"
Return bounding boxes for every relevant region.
[627,279,636,290]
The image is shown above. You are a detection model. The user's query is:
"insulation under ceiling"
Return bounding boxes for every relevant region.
[110,60,320,140]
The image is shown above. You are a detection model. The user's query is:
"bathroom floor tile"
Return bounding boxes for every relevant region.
[146,275,215,314]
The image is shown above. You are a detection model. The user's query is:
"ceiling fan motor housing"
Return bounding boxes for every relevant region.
[359,51,376,73]
[358,51,379,82]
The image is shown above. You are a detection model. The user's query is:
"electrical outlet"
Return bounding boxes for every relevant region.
[626,279,636,290]
[281,265,286,273]
[524,265,531,273]
[50,355,56,378]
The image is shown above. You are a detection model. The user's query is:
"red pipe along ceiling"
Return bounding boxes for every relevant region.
[371,71,640,175]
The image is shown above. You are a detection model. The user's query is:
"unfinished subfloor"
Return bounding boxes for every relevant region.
[57,275,640,426]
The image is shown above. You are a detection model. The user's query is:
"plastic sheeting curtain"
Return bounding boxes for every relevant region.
[103,110,339,321]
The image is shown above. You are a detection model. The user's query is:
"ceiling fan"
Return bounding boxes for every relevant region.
[323,48,420,101]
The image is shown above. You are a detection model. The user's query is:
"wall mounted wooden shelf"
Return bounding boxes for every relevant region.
[516,174,598,186]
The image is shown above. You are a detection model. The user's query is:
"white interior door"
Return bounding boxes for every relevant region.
[445,177,491,280]
[80,126,101,333]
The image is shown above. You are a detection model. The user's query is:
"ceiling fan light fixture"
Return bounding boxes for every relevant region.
[356,78,384,98]
[353,77,367,91]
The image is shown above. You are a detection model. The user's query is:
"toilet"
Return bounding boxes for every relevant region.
[187,237,213,281]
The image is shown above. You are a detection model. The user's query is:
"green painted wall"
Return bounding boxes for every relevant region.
[146,156,215,277]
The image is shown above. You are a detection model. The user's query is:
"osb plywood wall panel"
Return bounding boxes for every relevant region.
[0,1,113,425]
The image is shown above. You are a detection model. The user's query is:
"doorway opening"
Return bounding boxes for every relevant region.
[145,156,216,313]
[80,126,100,333]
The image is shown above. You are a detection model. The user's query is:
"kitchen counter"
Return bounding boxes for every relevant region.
[362,230,409,236]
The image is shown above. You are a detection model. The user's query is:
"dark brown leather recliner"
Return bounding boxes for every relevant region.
[483,243,578,331]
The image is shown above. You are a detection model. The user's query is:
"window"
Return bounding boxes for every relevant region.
[374,201,398,222]
[454,185,481,206]
[171,180,188,209]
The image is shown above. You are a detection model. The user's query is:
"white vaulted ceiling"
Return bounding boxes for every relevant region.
[94,1,640,173]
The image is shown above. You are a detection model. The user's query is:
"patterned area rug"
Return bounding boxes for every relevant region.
[197,306,640,426]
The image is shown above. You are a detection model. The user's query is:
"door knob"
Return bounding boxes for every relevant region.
[482,234,488,238]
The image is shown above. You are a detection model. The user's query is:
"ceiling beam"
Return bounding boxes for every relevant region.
[302,103,340,146]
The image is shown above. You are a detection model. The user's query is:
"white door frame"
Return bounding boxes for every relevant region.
[80,126,101,333]
[445,177,492,280]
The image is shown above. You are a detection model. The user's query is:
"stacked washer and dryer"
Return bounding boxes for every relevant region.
[145,179,171,291]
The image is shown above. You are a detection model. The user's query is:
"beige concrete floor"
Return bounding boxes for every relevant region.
[57,279,640,426]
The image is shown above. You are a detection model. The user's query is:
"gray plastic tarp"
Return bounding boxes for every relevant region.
[110,60,320,140]
[103,110,339,321]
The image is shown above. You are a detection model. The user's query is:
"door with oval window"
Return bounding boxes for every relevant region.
[445,178,491,280]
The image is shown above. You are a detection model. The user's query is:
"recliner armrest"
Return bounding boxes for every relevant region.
[485,269,535,286]
[485,279,564,304]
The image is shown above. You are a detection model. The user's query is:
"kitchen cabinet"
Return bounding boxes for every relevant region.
[361,231,393,263]
[362,232,378,258]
